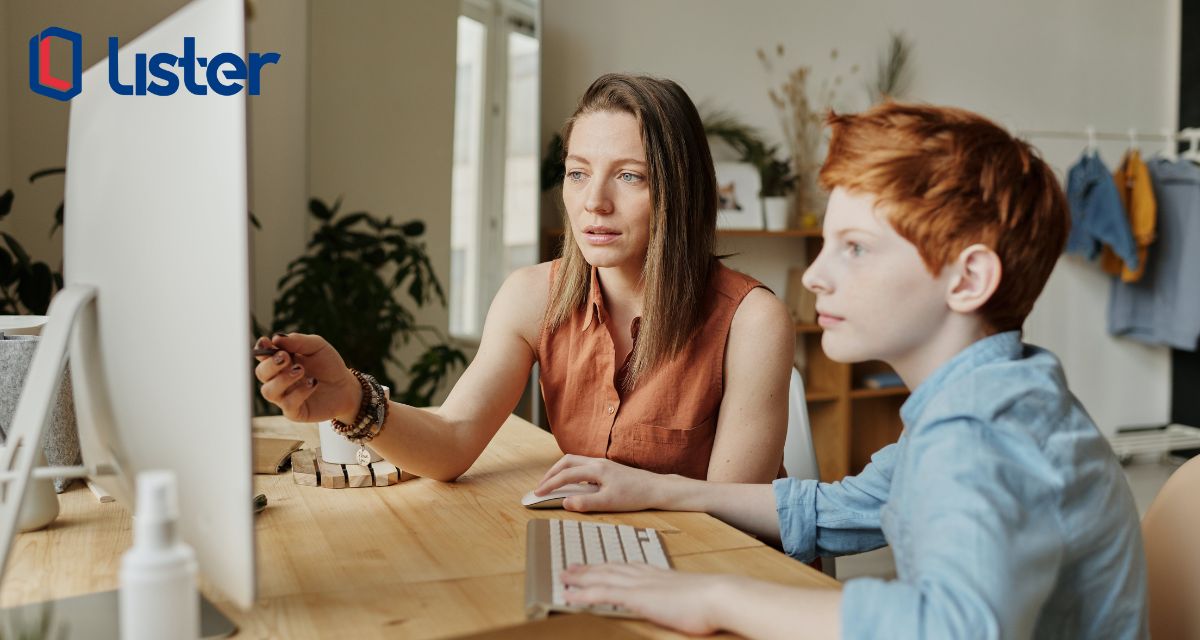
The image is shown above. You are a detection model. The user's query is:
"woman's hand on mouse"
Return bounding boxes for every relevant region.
[534,455,673,513]
[252,332,361,424]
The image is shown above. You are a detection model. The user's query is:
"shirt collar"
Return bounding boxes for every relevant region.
[581,265,607,332]
[899,330,1023,426]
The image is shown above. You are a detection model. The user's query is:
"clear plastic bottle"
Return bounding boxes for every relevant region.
[119,470,199,640]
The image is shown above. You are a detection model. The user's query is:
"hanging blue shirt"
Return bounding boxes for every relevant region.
[773,331,1147,639]
[1108,157,1200,350]
[1065,151,1139,272]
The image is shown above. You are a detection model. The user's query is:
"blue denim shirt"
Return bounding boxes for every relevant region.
[1064,151,1139,272]
[773,332,1147,639]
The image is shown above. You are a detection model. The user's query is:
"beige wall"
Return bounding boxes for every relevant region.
[308,0,458,398]
[245,0,307,327]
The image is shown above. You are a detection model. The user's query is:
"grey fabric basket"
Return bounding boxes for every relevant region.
[0,335,81,492]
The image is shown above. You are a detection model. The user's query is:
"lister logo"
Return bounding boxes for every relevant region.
[29,27,83,101]
[107,36,281,96]
[28,26,281,101]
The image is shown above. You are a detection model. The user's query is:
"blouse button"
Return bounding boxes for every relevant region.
[606,405,614,414]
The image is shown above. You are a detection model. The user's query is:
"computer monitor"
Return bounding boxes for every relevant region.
[0,0,256,619]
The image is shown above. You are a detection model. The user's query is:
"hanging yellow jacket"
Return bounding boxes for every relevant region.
[1101,149,1156,282]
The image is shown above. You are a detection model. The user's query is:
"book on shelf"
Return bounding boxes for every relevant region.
[861,371,905,390]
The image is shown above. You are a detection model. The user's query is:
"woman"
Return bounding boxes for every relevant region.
[254,73,794,483]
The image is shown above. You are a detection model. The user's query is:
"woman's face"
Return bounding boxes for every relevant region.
[562,110,653,270]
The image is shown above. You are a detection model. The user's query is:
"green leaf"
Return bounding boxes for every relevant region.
[0,250,13,286]
[17,262,53,314]
[0,190,12,219]
[309,197,333,221]
[28,167,64,183]
[334,212,370,230]
[400,220,425,236]
[249,211,262,230]
[2,233,32,269]
[50,202,64,236]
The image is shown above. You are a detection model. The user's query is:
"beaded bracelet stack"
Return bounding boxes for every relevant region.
[330,369,389,466]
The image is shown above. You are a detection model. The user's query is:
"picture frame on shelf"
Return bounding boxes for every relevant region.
[714,162,763,230]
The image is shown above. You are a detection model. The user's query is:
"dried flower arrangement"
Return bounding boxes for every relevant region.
[758,44,858,225]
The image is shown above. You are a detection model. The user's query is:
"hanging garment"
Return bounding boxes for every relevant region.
[1108,158,1200,350]
[1064,151,1139,271]
[1101,149,1157,282]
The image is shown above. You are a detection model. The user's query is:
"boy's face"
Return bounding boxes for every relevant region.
[802,187,955,365]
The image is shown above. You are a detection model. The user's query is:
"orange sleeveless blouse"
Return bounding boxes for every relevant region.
[536,259,766,480]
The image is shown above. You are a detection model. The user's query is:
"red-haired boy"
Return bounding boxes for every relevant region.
[535,103,1148,639]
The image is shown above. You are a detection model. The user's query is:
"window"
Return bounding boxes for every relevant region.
[450,0,539,339]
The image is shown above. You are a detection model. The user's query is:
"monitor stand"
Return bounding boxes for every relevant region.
[0,590,236,639]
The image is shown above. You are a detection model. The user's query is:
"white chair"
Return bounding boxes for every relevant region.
[783,367,836,578]
[783,368,820,481]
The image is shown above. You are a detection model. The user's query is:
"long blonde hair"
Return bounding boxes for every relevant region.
[546,74,717,389]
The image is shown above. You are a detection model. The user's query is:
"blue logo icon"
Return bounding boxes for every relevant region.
[29,26,83,101]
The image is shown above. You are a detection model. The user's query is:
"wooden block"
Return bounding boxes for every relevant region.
[290,449,319,487]
[371,461,399,486]
[316,456,347,489]
[291,449,316,474]
[345,463,373,488]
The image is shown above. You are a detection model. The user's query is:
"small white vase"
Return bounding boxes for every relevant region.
[17,449,60,532]
[763,196,791,231]
[318,420,383,465]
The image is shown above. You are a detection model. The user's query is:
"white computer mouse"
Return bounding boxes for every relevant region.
[521,482,600,509]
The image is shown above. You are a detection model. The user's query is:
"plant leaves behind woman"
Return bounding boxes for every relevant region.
[267,197,466,411]
[0,167,67,315]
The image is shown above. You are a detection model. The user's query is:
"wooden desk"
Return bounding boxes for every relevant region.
[3,415,837,638]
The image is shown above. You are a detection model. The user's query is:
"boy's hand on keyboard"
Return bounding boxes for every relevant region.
[535,455,664,512]
[562,564,725,635]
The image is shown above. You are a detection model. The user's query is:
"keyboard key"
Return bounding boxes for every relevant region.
[549,520,564,604]
[581,522,605,564]
[563,519,583,566]
[618,525,644,563]
[642,531,669,568]
[601,525,626,563]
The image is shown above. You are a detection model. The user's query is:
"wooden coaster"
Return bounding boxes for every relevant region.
[290,448,416,488]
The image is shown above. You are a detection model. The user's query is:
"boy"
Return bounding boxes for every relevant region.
[533,103,1148,639]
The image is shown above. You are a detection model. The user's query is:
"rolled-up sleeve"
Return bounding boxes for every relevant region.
[840,419,1064,640]
[772,442,897,562]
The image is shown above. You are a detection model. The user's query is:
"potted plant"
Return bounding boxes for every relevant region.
[262,196,466,415]
[703,110,796,230]
[0,169,65,316]
[758,153,797,231]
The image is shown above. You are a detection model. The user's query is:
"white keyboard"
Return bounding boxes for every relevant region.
[524,518,672,619]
